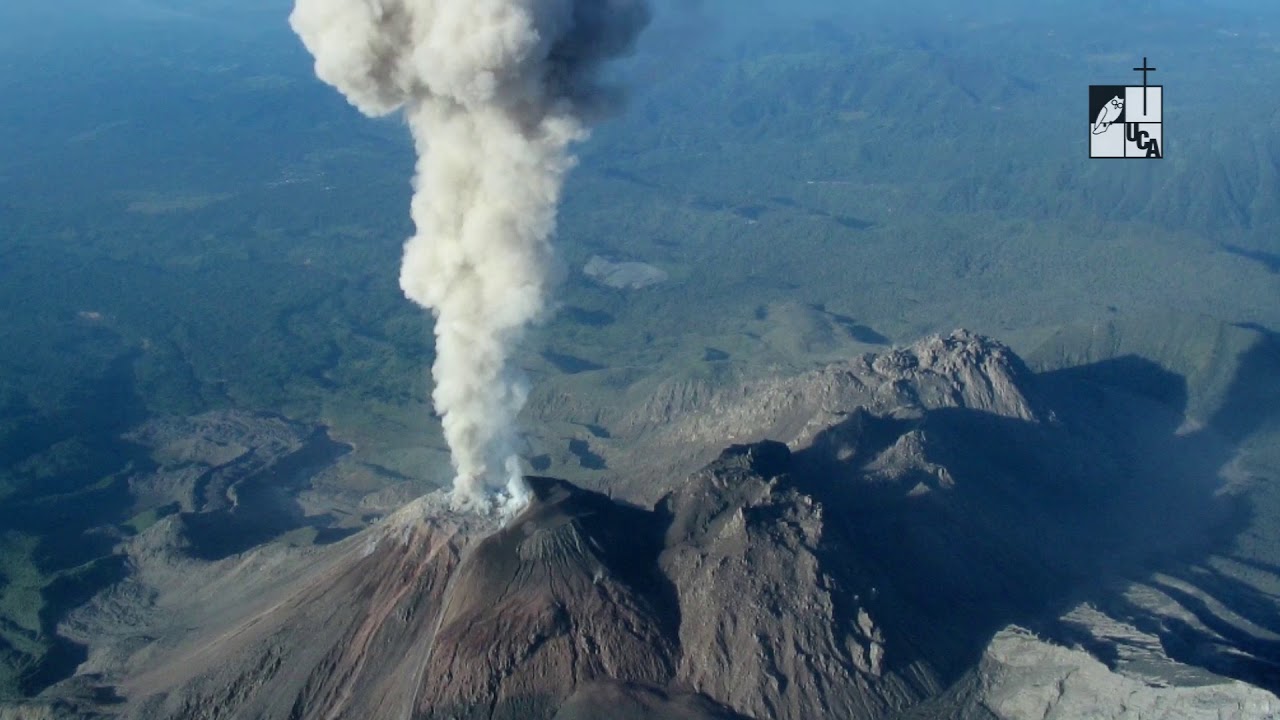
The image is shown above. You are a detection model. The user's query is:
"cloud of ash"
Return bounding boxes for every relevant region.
[290,0,649,512]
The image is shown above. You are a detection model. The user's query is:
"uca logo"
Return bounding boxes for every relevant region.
[1089,57,1162,159]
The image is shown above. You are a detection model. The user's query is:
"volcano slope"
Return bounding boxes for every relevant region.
[15,331,1280,719]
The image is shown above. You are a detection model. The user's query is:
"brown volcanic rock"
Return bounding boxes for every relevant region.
[117,479,691,720]
[280,509,466,719]
[552,680,751,720]
[416,477,679,719]
[123,497,484,720]
[657,442,939,720]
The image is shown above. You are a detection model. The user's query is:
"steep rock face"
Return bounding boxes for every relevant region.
[658,443,937,720]
[417,478,679,719]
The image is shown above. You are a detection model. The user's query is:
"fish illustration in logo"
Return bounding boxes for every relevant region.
[1092,95,1124,134]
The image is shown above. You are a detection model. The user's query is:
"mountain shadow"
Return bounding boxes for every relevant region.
[781,351,1279,695]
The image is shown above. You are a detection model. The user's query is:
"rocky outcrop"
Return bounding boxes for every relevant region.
[970,626,1277,720]
[528,330,1044,502]
[658,442,938,720]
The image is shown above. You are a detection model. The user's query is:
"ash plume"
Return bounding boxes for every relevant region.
[289,0,650,511]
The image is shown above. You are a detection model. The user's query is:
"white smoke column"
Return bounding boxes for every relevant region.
[290,0,649,511]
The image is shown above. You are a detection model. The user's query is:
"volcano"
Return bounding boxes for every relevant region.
[15,332,1279,720]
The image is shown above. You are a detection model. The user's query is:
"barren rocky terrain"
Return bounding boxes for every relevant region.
[2,331,1276,719]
